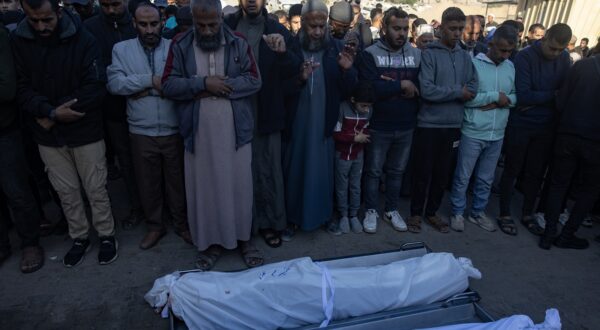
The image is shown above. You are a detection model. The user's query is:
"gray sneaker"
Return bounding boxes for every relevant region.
[468,213,496,232]
[450,214,465,232]
[339,216,350,234]
[350,217,363,233]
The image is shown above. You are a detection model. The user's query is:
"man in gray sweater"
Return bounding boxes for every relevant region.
[408,7,478,234]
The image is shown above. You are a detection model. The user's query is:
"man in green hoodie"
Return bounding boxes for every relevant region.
[449,25,518,233]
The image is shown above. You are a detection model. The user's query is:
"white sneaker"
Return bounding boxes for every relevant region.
[450,214,465,232]
[384,210,407,232]
[363,209,378,234]
[534,212,546,229]
[559,209,570,225]
[468,213,496,232]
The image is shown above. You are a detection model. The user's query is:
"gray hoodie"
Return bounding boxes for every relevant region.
[418,40,478,128]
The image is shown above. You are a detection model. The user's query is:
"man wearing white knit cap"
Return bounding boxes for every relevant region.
[416,24,435,50]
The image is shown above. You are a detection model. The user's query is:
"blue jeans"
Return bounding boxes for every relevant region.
[450,134,503,216]
[335,152,364,217]
[0,129,41,250]
[364,129,413,211]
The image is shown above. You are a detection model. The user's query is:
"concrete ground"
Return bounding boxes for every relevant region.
[1,178,599,330]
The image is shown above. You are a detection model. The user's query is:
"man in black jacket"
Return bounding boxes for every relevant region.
[539,55,600,250]
[85,0,143,230]
[224,0,301,248]
[0,22,44,273]
[12,0,117,267]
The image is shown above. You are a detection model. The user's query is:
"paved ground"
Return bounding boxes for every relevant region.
[1,178,599,330]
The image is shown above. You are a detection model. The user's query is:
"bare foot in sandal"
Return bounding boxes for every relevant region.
[239,240,264,268]
[407,216,422,233]
[21,246,44,274]
[195,245,223,271]
[497,216,518,236]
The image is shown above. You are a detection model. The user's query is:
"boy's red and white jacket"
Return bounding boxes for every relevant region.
[333,101,372,161]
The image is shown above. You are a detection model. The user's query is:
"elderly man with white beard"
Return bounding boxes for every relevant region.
[161,0,262,271]
[282,0,358,239]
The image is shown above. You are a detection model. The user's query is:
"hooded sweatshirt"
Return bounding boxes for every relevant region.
[463,53,516,141]
[418,40,478,128]
[357,39,420,131]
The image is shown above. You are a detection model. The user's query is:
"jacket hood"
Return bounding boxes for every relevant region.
[474,52,495,65]
[426,40,462,52]
[15,10,80,40]
[374,39,413,53]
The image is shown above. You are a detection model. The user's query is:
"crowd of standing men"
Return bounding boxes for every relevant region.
[1,0,599,275]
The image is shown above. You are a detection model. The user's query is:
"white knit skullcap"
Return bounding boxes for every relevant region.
[302,0,329,17]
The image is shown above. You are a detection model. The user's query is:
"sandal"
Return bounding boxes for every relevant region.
[259,229,282,248]
[426,215,450,233]
[239,241,264,268]
[407,216,422,233]
[281,224,298,242]
[20,246,44,274]
[497,216,518,236]
[521,215,544,236]
[195,245,222,271]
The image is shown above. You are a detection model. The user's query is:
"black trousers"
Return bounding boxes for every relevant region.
[410,127,461,217]
[0,129,41,250]
[106,120,142,213]
[544,134,600,236]
[499,126,554,217]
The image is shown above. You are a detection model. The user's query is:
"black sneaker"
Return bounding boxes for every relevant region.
[63,239,91,267]
[553,234,590,250]
[538,235,556,250]
[98,237,118,265]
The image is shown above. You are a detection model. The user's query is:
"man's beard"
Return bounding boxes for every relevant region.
[141,32,161,48]
[300,29,327,52]
[331,29,346,40]
[195,28,223,51]
[108,12,124,20]
[242,6,262,19]
[34,28,59,46]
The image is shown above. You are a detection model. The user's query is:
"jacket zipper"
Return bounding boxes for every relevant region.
[491,65,498,140]
[348,112,361,161]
